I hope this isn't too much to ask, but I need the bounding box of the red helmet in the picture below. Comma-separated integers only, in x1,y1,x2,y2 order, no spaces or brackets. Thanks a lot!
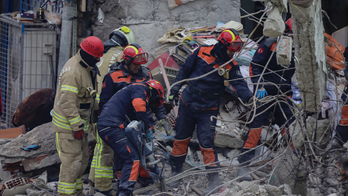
217,28,244,52
146,80,164,108
285,18,293,34
121,44,148,64
80,36,104,57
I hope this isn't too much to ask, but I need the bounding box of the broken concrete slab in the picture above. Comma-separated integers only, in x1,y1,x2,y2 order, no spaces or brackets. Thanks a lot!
214,133,243,149
0,122,59,172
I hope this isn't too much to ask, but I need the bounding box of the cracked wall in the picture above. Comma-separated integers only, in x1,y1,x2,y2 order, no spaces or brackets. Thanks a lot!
92,0,241,63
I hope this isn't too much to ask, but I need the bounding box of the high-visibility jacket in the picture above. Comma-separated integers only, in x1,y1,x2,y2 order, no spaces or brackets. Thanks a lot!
52,51,98,134
172,45,252,110
96,46,124,102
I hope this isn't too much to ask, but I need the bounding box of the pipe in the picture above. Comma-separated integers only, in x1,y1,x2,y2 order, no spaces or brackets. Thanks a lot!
158,58,178,117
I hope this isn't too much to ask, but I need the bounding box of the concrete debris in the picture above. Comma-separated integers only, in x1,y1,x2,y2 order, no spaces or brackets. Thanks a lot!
1,177,32,196
263,3,285,38
211,181,295,196
214,133,243,149
0,122,59,172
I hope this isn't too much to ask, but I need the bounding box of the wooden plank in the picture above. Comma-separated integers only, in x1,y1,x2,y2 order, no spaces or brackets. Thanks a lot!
0,126,25,139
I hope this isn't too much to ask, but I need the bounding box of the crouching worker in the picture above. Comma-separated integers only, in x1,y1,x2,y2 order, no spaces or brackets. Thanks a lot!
97,80,164,196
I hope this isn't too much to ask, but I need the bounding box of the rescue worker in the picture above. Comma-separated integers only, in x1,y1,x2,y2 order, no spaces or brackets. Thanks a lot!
237,21,296,181
90,43,167,195
89,26,135,196
97,80,165,196
331,46,348,148
52,36,103,196
168,28,253,195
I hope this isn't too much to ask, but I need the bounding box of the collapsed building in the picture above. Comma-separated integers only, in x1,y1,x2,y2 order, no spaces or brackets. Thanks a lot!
1,0,348,195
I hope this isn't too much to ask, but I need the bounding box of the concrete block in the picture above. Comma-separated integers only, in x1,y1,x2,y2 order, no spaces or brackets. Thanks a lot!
214,133,243,149
22,153,60,172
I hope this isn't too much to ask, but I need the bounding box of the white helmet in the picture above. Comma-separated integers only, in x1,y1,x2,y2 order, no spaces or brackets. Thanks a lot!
109,26,135,46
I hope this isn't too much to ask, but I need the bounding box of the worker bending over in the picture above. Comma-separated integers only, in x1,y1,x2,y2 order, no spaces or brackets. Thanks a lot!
97,80,164,196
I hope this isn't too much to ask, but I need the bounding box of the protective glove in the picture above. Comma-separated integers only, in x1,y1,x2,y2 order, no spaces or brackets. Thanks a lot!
256,87,268,99
168,90,179,107
157,119,173,136
145,129,153,142
73,130,84,140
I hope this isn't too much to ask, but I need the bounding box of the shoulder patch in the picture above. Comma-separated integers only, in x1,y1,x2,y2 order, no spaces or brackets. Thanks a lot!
102,81,106,89
257,48,264,54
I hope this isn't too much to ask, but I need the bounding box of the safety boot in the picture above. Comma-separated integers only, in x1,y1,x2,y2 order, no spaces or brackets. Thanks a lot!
168,163,183,188
237,167,252,181
203,172,223,196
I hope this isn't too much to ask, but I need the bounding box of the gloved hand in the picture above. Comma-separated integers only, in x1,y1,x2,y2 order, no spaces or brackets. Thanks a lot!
169,90,179,107
256,87,268,99
73,130,84,140
157,119,173,136
145,129,153,141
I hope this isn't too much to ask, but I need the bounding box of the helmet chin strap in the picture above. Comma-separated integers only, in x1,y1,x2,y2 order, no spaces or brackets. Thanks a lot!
124,60,136,75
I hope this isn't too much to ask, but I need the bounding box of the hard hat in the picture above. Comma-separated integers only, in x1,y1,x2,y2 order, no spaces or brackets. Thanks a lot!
80,36,104,57
146,80,164,108
217,28,244,52
109,26,135,46
122,44,148,65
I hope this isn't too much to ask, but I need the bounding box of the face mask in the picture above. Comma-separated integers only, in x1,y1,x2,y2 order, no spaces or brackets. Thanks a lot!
80,49,100,67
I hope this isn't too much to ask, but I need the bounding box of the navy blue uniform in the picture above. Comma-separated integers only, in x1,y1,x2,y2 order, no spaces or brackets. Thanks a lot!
250,38,295,96
239,38,296,165
97,83,156,194
99,62,166,123
170,45,253,168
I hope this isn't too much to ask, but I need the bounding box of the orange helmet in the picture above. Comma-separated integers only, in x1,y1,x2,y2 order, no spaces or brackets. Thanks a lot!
146,80,164,108
217,28,244,52
80,36,104,57
121,44,148,64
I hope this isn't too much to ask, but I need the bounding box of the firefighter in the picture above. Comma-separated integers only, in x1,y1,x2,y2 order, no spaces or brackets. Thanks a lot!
89,26,135,196
168,28,253,195
237,21,296,181
97,80,164,196
52,36,103,196
90,43,167,195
